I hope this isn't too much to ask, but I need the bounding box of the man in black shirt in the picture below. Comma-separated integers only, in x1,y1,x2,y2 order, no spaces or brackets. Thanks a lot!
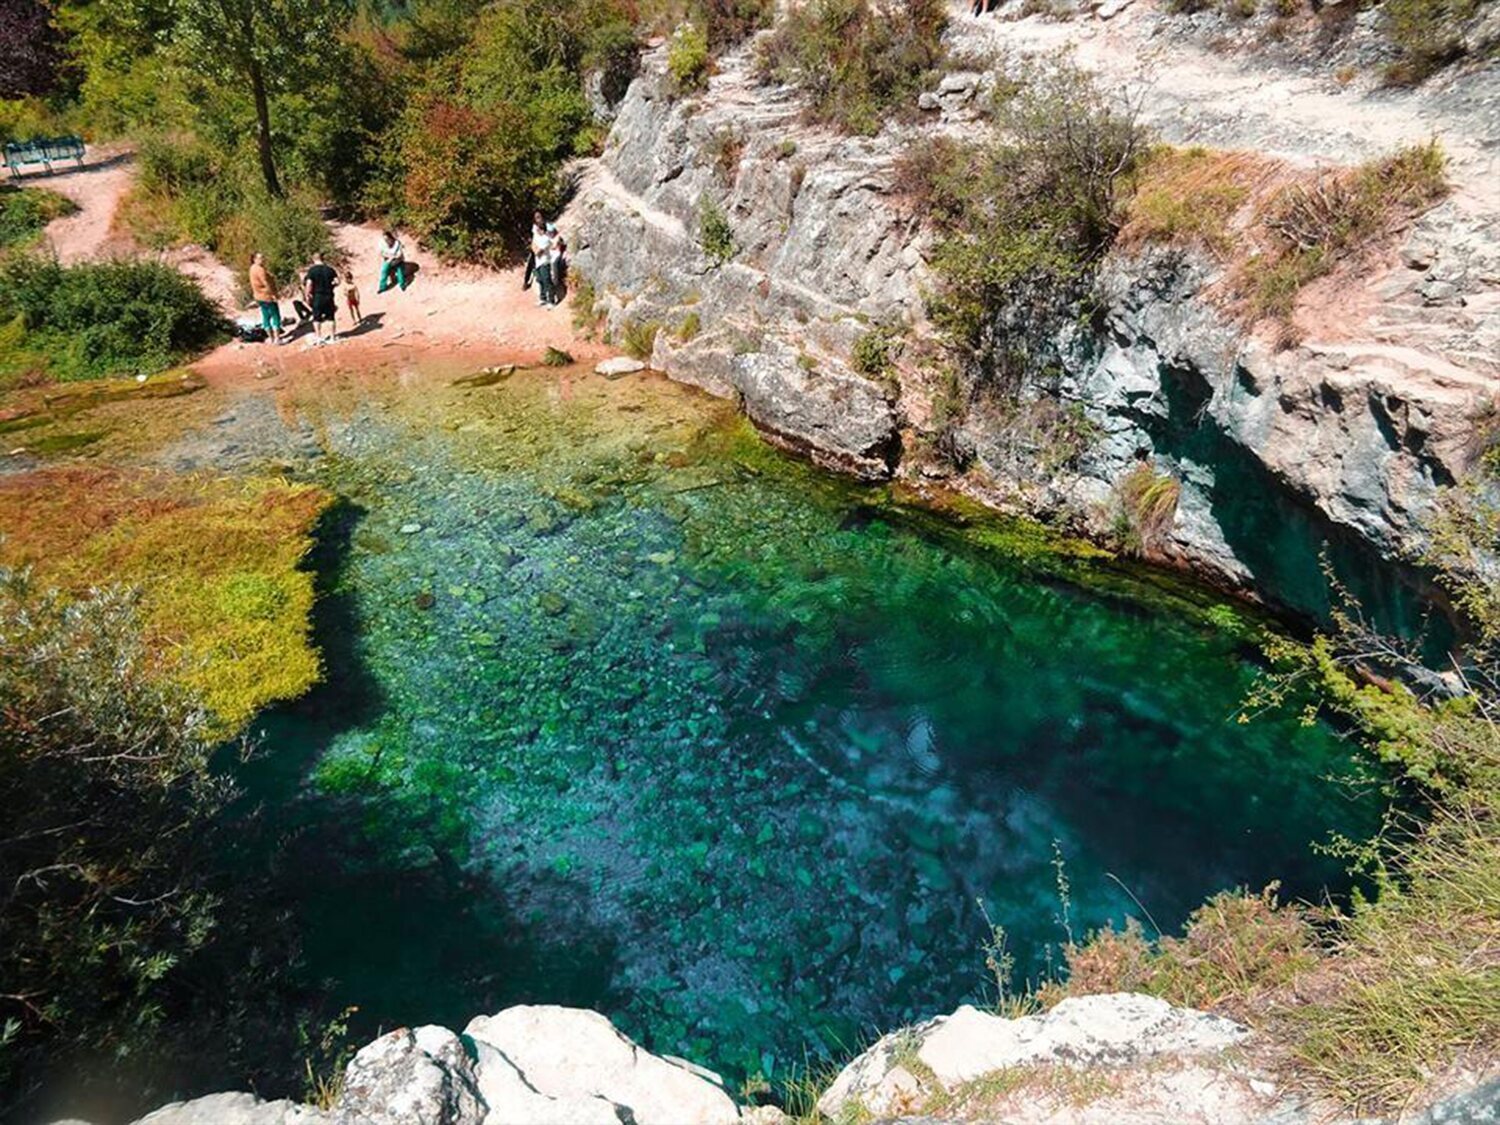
304,252,340,344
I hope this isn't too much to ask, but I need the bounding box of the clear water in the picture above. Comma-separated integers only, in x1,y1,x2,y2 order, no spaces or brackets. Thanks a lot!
241,367,1384,1086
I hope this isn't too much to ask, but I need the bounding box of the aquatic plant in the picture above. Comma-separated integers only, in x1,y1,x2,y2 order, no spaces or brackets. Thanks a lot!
0,466,330,732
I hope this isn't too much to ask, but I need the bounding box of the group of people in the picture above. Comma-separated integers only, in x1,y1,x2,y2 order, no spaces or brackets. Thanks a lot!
247,229,409,347
527,212,567,307
246,216,567,348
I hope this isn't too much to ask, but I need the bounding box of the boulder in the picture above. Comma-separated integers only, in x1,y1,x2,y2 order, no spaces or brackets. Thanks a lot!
464,1005,739,1125
595,356,648,377
729,347,898,480
817,994,1250,1119
130,1093,327,1125
333,1025,484,1125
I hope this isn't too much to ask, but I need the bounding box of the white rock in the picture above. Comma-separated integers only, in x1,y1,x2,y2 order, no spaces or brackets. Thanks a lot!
817,994,1250,1118
130,1092,326,1125
1096,0,1133,17
595,356,647,377
469,1039,622,1125
464,1005,738,1125
333,1025,483,1125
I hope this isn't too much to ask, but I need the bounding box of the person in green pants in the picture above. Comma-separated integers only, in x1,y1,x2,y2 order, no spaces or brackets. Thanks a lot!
378,230,408,294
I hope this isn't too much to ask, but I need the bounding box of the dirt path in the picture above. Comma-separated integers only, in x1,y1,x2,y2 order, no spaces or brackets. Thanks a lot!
35,148,604,389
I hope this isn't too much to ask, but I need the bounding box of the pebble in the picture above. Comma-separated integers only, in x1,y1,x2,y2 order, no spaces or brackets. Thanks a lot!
399,522,423,534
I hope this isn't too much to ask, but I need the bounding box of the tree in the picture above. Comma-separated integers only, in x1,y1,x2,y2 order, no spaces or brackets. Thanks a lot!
0,0,67,99
167,0,352,197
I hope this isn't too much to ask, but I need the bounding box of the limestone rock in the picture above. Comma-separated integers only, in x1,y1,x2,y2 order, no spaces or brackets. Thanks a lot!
730,346,898,480
130,1092,328,1125
595,355,648,377
817,994,1249,1119
333,1025,483,1125
464,1005,739,1125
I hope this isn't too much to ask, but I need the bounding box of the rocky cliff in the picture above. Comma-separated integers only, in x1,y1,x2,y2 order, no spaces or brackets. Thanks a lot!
566,3,1500,626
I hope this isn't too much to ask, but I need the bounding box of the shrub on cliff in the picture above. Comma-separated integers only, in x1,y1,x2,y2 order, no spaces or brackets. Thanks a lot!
756,0,947,135
908,57,1147,386
0,256,225,382
1380,0,1491,84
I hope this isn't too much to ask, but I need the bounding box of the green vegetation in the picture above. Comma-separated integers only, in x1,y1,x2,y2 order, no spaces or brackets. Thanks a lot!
901,57,1147,390
699,197,736,263
756,0,947,135
0,186,76,250
677,310,702,341
0,257,225,385
1114,462,1182,555
851,326,901,379
621,318,661,359
1245,141,1448,320
1380,0,1492,84
0,467,330,732
0,574,231,1108
668,22,712,92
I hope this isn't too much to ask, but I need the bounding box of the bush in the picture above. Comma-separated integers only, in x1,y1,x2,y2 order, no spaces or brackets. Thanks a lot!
621,318,660,359
851,326,901,378
0,256,225,382
667,22,712,93
1381,0,1487,84
1115,462,1181,554
757,0,947,135
0,574,229,1101
919,57,1148,382
1244,141,1448,321
1121,146,1255,256
699,196,736,263
0,186,76,250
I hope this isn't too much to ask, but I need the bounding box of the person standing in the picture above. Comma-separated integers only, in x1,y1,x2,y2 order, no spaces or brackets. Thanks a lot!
545,221,567,306
249,252,285,344
531,212,555,308
304,251,340,345
378,230,408,294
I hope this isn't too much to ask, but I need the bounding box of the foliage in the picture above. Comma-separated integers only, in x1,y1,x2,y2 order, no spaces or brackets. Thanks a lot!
699,196,736,263
1041,886,1320,1022
851,326,901,379
1120,146,1255,256
677,310,702,341
1243,141,1449,321
0,573,230,1105
542,345,575,365
570,274,605,337
0,255,225,382
0,467,330,733
668,21,712,93
0,0,69,99
756,0,947,135
0,186,76,250
376,0,634,262
912,57,1148,384
1114,462,1181,555
621,318,660,359
1380,0,1490,84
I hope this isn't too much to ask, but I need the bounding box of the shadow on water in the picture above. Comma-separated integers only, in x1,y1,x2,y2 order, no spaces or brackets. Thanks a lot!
228,495,620,1074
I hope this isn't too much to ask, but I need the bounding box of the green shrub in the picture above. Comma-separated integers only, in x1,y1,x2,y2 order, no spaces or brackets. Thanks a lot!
699,197,736,263
0,256,225,382
621,318,660,359
668,22,712,93
1115,462,1181,553
1245,141,1448,321
757,0,947,135
215,190,336,298
0,186,76,249
916,57,1148,382
851,326,901,378
1380,0,1487,84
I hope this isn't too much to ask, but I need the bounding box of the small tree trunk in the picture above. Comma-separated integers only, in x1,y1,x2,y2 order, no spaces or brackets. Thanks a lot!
249,59,282,198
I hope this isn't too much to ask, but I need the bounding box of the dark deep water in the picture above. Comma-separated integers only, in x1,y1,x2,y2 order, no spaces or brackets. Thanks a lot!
201,368,1388,1094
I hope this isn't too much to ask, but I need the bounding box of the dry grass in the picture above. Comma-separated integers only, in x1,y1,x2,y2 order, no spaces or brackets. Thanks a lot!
0,466,330,733
1115,462,1182,554
1119,147,1277,256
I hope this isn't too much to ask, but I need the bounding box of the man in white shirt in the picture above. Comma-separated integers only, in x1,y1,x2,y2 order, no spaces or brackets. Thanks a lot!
531,212,555,307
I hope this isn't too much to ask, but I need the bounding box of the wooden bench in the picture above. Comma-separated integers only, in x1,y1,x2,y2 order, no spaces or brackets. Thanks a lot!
4,136,86,179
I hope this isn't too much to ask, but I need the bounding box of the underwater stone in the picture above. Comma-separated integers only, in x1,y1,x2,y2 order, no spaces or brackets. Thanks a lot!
399,523,423,535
